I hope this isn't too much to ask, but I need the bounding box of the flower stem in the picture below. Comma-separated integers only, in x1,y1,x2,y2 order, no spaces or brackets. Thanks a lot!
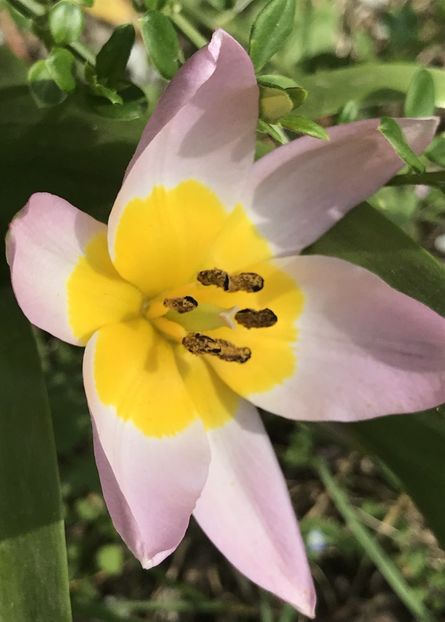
8,0,45,17
170,12,207,49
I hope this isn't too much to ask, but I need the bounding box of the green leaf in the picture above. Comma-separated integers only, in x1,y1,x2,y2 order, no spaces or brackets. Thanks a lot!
84,64,123,105
0,287,71,621
259,86,293,122
258,74,307,110
28,60,67,107
425,133,445,167
298,64,445,119
140,11,180,79
46,47,76,93
307,204,445,548
318,460,436,622
257,119,287,144
248,0,295,72
337,100,360,124
279,114,329,140
49,1,84,45
88,83,148,120
404,69,435,118
96,24,136,87
379,116,425,173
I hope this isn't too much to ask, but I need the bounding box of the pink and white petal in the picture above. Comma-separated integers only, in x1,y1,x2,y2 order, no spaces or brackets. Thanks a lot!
109,30,258,258
7,192,104,345
92,423,177,566
243,255,445,422
249,118,438,255
125,40,216,177
193,401,316,617
84,324,210,566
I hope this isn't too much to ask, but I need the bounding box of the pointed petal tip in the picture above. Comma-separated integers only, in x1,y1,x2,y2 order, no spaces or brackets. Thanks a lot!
140,557,154,570
139,547,175,570
208,28,250,64
279,575,316,618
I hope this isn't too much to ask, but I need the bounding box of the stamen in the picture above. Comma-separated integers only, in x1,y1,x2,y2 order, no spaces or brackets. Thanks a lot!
229,272,264,293
216,339,252,363
197,268,264,293
197,268,229,290
235,308,278,329
163,296,198,314
182,332,251,364
182,332,221,355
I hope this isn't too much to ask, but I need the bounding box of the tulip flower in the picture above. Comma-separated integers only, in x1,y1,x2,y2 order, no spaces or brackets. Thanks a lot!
7,30,445,618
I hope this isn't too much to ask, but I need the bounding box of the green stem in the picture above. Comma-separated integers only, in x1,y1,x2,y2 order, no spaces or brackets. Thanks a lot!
215,0,257,27
170,12,208,49
387,171,445,187
8,0,45,17
70,40,95,66
316,459,436,622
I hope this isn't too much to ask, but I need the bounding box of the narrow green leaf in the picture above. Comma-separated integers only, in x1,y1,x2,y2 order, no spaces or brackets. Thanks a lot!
259,86,293,122
337,100,360,124
318,460,435,622
258,74,300,90
387,170,445,189
280,114,329,140
257,119,287,144
249,0,295,72
404,69,435,117
49,1,84,44
140,11,180,79
46,47,76,92
425,133,445,167
0,287,71,622
379,116,425,173
298,64,445,119
28,60,67,106
96,24,136,87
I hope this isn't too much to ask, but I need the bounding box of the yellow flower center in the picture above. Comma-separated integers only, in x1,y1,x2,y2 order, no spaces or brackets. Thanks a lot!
67,180,304,436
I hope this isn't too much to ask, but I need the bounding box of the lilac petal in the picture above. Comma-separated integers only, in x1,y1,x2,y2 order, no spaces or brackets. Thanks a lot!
194,401,316,617
230,254,445,422
249,118,438,255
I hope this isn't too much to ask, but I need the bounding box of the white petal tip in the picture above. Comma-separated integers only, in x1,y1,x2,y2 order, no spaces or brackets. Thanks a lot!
139,546,176,570
281,584,316,619
140,558,155,570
